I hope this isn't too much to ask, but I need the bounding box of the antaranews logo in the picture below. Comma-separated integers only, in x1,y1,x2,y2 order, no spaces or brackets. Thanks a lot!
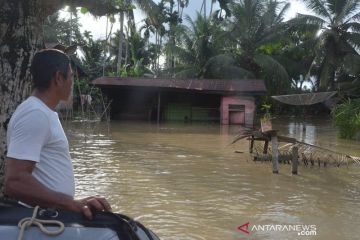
237,222,317,237
238,222,250,235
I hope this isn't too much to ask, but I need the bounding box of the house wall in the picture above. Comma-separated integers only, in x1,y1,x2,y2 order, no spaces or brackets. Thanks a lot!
103,87,257,125
221,96,256,126
164,92,220,122
108,88,157,121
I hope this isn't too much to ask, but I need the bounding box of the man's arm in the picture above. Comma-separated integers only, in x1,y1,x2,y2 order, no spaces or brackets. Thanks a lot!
4,158,111,219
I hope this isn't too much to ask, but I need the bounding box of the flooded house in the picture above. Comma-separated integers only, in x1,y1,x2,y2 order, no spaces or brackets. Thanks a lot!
92,77,266,126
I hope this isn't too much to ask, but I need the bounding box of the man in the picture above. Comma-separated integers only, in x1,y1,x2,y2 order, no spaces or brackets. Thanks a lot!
4,49,111,219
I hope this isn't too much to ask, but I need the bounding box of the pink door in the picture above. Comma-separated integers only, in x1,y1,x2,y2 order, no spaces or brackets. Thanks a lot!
229,111,245,125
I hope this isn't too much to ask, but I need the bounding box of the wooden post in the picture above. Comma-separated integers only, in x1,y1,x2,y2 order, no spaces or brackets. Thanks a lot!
250,135,254,153
263,140,269,154
292,146,298,175
271,132,279,174
157,91,161,125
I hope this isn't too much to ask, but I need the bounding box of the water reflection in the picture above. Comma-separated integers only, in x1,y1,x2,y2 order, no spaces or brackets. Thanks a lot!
65,118,360,240
287,122,316,144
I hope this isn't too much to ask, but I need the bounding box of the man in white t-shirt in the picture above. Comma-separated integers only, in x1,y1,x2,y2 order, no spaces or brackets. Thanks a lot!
4,49,111,219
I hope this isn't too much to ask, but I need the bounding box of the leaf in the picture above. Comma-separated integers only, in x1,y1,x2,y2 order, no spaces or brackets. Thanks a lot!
80,7,89,14
203,54,255,79
109,15,116,23
302,0,332,21
174,67,198,78
254,53,289,89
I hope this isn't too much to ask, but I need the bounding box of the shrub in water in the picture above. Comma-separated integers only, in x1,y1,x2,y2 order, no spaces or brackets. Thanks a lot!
332,98,360,139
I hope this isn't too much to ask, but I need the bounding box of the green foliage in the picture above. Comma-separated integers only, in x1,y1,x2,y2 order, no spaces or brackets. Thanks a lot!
215,0,232,19
74,78,92,97
73,77,103,109
119,60,146,77
81,31,108,80
109,26,155,76
273,30,317,92
332,98,360,139
261,103,272,121
43,10,83,45
129,30,152,66
288,0,360,91
168,12,246,79
228,0,291,94
158,0,184,72
43,0,359,101
254,53,289,94
80,7,89,14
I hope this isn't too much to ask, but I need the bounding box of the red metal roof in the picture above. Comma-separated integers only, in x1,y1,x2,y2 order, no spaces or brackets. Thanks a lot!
92,77,266,95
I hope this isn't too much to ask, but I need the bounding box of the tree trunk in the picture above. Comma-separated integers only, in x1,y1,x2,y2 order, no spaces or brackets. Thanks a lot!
117,11,124,74
155,31,158,72
158,36,162,73
169,1,175,75
0,0,44,197
210,0,214,16
203,0,207,19
103,16,109,76
125,26,129,67
69,10,73,45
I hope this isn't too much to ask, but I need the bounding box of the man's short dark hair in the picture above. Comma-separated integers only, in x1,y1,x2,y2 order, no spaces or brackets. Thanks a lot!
30,49,70,91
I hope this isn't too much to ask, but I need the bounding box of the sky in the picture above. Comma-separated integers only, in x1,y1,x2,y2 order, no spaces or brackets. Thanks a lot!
60,0,313,40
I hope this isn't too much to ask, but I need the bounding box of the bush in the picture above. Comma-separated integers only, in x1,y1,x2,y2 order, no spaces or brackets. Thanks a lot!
332,98,360,139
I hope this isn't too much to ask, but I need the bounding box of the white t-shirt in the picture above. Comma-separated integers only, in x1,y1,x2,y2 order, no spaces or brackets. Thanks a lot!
7,96,75,197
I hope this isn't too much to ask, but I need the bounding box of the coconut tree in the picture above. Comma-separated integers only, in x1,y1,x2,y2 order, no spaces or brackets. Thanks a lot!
227,0,291,94
178,0,189,19
113,0,158,73
271,30,318,93
168,13,252,79
80,0,158,73
289,0,360,91
81,31,109,80
159,0,185,74
43,11,83,46
109,27,155,76
211,0,233,19
143,1,167,74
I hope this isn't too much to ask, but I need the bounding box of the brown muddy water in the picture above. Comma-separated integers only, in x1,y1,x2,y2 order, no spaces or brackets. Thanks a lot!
64,117,360,240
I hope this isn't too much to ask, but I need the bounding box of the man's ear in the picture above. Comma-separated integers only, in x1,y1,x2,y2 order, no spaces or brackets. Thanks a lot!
53,71,64,87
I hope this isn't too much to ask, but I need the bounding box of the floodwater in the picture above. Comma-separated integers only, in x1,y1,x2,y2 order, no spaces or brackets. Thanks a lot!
64,117,360,240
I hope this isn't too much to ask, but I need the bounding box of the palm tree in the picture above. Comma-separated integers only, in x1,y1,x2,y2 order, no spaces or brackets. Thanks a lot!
81,31,109,80
275,30,318,92
116,0,158,73
227,0,291,94
289,0,360,91
110,27,155,76
168,13,251,79
178,0,189,19
211,0,233,19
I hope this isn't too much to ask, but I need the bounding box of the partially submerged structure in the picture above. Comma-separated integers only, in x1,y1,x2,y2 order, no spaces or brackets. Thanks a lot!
231,91,360,173
92,77,266,126
233,128,360,174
